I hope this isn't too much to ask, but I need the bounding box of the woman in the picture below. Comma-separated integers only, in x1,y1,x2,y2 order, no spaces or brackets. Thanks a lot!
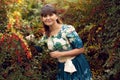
40,4,92,80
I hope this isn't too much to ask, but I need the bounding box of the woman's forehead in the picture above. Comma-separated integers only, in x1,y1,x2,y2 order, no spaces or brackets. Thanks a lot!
41,11,55,17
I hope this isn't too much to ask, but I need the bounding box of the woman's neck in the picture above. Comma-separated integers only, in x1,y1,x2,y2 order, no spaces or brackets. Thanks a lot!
49,23,62,32
49,23,62,36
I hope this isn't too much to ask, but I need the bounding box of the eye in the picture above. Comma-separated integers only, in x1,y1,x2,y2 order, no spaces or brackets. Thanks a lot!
49,13,53,16
42,14,47,17
42,13,54,18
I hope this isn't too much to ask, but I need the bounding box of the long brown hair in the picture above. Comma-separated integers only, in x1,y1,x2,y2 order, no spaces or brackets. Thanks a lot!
40,4,62,36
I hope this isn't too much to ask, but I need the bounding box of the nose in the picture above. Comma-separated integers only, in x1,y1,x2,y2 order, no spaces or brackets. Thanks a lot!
46,15,50,19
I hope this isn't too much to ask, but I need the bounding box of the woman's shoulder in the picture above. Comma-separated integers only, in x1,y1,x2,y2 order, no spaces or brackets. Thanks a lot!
62,24,75,29
62,24,75,33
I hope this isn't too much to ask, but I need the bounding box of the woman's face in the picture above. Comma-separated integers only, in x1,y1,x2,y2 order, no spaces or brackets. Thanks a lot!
41,13,58,26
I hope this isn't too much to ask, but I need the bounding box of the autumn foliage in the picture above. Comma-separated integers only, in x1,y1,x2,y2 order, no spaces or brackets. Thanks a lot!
0,0,120,80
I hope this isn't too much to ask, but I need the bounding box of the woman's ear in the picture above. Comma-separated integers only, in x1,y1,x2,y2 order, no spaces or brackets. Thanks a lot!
56,16,62,24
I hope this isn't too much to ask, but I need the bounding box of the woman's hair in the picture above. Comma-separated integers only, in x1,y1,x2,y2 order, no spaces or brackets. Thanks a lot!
40,4,62,36
41,4,57,17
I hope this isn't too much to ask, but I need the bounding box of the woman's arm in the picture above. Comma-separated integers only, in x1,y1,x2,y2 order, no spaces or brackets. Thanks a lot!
34,46,43,52
49,47,84,58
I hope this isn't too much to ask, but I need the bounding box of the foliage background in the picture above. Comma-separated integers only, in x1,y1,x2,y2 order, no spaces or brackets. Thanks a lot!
0,0,120,80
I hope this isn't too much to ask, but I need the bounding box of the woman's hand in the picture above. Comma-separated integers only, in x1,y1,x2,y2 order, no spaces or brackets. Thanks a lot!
49,51,62,58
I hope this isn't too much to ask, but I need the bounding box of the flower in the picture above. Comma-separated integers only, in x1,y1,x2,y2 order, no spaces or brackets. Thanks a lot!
16,0,23,4
13,11,21,19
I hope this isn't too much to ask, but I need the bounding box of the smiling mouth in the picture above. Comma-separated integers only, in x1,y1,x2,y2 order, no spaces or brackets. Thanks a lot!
46,20,52,23
45,19,50,21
